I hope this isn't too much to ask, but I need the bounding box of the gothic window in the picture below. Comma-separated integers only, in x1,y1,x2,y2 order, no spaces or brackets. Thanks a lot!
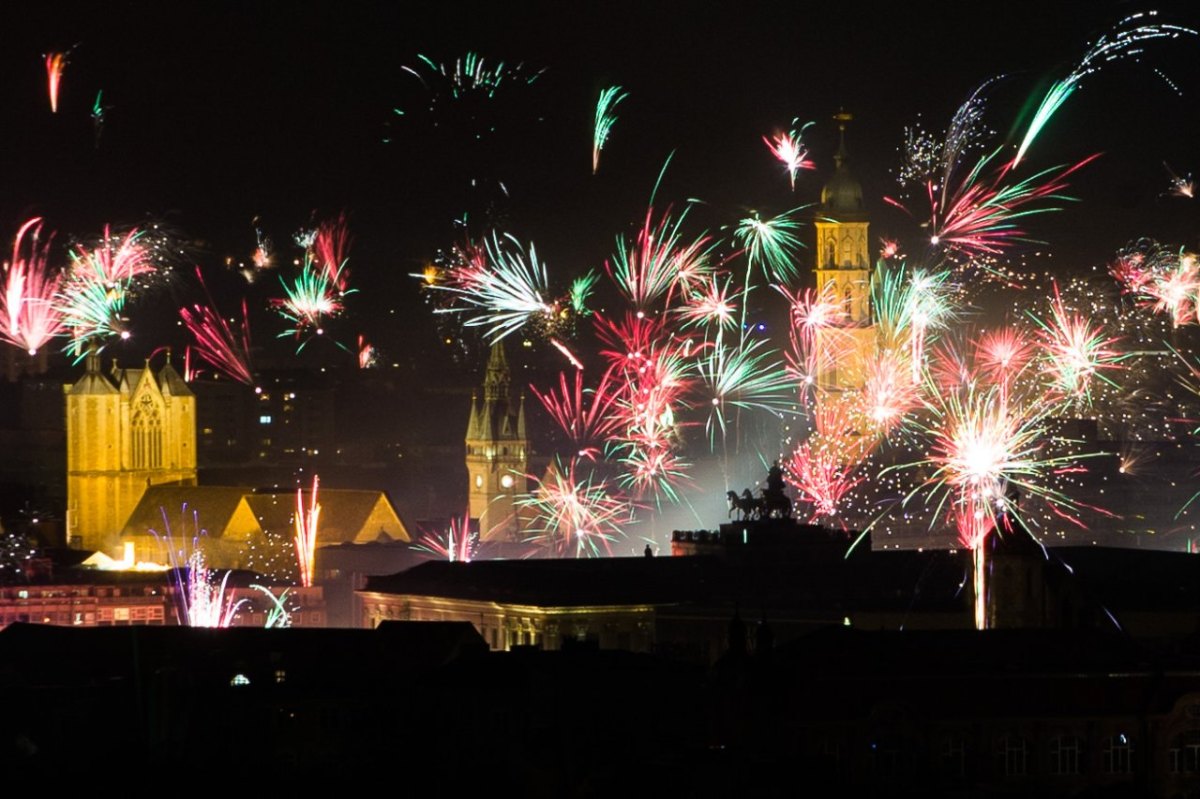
825,237,835,268
843,285,853,319
132,394,163,469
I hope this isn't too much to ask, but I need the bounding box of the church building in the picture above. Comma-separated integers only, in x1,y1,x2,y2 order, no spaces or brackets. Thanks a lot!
64,348,197,554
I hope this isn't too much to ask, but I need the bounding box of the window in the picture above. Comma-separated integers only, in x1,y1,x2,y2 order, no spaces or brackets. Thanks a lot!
941,734,965,777
1103,734,1134,774
1049,735,1081,775
131,396,163,469
1169,730,1200,774
259,415,272,424
230,673,251,687
998,735,1027,777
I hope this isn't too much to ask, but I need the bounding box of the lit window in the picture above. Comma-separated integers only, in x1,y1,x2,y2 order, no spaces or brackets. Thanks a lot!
474,474,483,489
275,669,287,684
230,673,251,687
500,474,514,489
259,415,272,425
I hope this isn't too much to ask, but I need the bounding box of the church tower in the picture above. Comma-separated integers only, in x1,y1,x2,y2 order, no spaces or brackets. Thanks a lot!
465,342,528,541
65,348,197,554
813,111,875,392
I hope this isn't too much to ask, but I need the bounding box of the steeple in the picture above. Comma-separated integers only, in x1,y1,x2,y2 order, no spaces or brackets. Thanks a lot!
483,340,511,402
813,109,874,392
465,339,529,542
820,110,866,222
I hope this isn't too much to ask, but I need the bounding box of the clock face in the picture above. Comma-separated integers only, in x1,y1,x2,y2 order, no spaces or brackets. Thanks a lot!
500,474,514,489
474,474,483,489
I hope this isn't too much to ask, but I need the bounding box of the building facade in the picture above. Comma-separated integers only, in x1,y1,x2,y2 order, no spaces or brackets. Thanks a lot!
464,342,528,541
813,111,875,393
64,349,197,553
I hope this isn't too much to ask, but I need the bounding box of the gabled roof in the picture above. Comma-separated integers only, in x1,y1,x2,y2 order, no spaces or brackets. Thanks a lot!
244,489,410,544
120,485,255,540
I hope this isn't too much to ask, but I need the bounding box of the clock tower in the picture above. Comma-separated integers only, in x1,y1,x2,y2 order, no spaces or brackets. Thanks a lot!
465,342,528,541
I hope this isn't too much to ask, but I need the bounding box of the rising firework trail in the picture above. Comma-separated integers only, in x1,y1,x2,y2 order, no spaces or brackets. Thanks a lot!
44,50,69,113
1014,12,1197,166
593,85,628,174
294,476,320,588
0,218,64,355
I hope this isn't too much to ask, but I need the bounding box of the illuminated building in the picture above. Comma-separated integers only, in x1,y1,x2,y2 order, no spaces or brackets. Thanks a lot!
64,348,196,553
813,111,875,393
464,341,529,541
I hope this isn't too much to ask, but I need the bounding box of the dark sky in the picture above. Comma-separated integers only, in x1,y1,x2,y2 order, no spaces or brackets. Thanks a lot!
1,0,1198,365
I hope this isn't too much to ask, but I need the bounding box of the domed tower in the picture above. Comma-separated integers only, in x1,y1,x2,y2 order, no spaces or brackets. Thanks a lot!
465,341,529,541
813,111,874,392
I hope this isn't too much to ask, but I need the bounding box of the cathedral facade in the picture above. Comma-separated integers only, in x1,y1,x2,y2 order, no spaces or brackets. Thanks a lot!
64,349,197,554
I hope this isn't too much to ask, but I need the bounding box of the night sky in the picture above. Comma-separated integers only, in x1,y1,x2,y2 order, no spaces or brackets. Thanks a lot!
2,3,1197,355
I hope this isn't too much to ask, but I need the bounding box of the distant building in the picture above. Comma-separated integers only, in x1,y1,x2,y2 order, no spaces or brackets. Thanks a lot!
465,341,529,541
814,111,874,393
118,484,410,571
64,349,196,553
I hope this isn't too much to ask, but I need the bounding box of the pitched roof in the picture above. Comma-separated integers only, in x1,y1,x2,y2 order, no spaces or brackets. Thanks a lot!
120,485,255,540
244,489,409,544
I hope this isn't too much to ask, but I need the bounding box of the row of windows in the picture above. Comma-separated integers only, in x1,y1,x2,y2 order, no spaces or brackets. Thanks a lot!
820,732,1192,779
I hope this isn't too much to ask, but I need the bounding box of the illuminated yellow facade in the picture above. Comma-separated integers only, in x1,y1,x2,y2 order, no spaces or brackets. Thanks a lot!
64,349,197,554
465,342,528,541
357,592,657,652
814,111,875,393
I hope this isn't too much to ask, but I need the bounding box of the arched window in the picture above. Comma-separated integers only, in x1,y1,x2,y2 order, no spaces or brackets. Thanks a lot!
132,395,163,469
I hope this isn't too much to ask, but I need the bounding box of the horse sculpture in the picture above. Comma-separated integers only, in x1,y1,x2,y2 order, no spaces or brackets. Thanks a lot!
727,490,761,520
727,487,794,521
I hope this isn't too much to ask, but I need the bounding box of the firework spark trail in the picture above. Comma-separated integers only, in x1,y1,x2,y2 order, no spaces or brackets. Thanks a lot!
905,269,956,383
607,207,715,311
1015,12,1198,166
151,508,247,627
522,457,630,557
530,368,623,460
179,267,254,385
70,226,155,286
357,334,377,369
413,514,477,562
699,336,795,440
593,85,628,174
733,208,807,284
975,326,1036,404
785,438,866,522
0,218,65,355
1110,242,1200,327
570,271,599,316
405,52,542,100
272,255,347,347
862,348,920,433
45,51,68,113
784,397,873,522
57,280,131,354
1029,283,1125,402
763,119,815,190
428,232,553,342
1165,162,1195,199
680,274,738,333
91,90,108,148
294,476,320,588
907,149,1100,256
311,214,352,293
